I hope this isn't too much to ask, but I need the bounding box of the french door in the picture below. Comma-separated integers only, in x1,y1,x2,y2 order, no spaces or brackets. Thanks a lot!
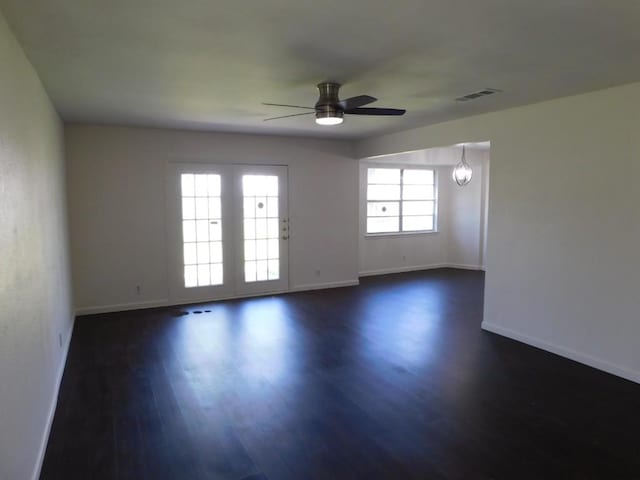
167,163,289,303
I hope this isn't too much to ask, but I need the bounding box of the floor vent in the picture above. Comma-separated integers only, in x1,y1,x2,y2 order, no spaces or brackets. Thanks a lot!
456,88,501,102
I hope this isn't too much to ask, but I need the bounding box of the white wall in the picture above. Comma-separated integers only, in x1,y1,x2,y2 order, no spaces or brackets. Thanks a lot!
447,150,489,268
357,82,640,383
359,147,489,275
0,11,74,480
66,125,359,313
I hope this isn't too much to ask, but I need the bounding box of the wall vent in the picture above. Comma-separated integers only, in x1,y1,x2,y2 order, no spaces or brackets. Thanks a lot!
456,88,502,102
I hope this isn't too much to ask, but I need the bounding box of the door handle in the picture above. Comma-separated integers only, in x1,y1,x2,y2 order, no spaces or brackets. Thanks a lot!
282,235,289,240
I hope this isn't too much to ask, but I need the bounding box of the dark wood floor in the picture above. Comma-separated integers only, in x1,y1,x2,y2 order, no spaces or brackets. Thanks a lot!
41,269,640,479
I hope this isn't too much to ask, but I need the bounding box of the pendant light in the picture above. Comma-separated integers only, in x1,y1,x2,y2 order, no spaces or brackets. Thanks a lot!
452,145,473,186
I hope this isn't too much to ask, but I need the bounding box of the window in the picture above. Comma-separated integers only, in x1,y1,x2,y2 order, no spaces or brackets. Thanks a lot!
366,167,436,234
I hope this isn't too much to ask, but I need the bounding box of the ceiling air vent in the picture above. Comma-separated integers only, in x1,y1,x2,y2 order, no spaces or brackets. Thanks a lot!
456,88,502,102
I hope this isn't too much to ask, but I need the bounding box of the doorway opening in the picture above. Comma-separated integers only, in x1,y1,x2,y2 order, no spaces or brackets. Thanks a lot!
358,142,490,277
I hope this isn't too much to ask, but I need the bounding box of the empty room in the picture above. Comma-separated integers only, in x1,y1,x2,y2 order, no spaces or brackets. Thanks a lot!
1,1,639,479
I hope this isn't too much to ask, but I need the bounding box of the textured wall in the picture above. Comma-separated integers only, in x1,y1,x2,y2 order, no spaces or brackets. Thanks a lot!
0,11,73,480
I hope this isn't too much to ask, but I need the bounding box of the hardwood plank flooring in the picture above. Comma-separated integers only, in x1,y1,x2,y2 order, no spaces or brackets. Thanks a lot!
41,269,640,479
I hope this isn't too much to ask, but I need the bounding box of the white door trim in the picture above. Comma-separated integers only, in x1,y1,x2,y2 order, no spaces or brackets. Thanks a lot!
165,162,289,304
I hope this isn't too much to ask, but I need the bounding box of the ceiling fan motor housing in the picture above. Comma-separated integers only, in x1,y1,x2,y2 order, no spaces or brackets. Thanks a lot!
315,82,343,120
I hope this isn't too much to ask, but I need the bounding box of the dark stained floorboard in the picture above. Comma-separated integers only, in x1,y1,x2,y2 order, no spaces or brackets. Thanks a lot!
41,269,640,479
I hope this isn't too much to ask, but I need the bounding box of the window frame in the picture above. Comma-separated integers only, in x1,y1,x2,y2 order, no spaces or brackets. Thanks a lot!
364,165,438,237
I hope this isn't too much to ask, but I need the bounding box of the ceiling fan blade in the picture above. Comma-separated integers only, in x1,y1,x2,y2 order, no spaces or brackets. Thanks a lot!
345,107,406,116
338,95,377,110
263,112,315,122
262,103,315,110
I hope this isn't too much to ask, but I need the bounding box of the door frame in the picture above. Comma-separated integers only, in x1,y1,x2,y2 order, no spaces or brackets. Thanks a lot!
232,164,290,296
165,161,290,304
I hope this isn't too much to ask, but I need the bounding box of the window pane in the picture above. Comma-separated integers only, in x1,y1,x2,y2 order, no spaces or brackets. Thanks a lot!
209,221,222,241
244,219,256,239
403,215,434,231
196,220,209,241
265,176,278,196
196,242,210,263
403,169,434,185
243,175,276,196
194,175,208,196
267,197,278,218
197,264,210,286
368,184,401,200
209,241,223,263
184,265,198,288
181,174,195,197
207,174,220,196
367,201,399,217
244,240,256,261
245,261,257,282
208,198,221,219
243,197,255,218
183,220,196,242
368,168,400,185
367,216,399,234
256,260,268,281
183,243,197,265
402,184,434,200
243,176,256,196
268,238,279,259
182,197,195,220
246,175,264,196
256,239,268,260
402,200,434,216
210,263,223,285
268,259,279,280
267,218,278,239
255,218,268,239
255,197,267,218
195,197,208,219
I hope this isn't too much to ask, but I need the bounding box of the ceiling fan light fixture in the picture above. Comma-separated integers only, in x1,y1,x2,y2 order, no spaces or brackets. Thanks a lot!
315,110,344,126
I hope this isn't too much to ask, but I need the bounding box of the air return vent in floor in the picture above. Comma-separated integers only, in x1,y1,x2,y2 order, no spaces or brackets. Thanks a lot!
456,88,502,102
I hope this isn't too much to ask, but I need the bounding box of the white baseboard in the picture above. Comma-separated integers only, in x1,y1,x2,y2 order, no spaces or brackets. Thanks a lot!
75,280,361,316
290,279,360,292
359,263,484,277
76,298,169,315
32,317,75,480
447,263,486,271
359,263,449,277
481,321,640,384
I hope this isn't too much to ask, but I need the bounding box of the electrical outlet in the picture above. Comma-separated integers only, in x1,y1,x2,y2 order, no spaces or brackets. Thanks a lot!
315,269,321,277
136,285,141,294
402,255,407,262
58,333,62,348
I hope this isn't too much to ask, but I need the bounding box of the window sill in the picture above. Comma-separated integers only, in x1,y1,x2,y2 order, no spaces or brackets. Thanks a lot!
364,230,439,238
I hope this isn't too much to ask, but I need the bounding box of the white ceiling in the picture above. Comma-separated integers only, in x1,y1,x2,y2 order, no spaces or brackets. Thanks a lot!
2,0,639,140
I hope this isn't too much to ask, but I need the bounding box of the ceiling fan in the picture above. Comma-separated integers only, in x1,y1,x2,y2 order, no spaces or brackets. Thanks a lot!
263,82,406,126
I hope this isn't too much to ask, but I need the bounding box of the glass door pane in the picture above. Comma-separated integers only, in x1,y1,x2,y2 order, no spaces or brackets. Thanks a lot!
242,174,280,282
180,173,223,287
